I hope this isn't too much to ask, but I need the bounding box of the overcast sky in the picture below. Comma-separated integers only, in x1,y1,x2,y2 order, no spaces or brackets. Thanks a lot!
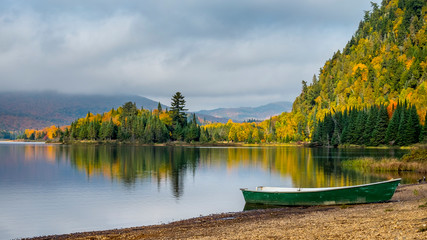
0,0,380,111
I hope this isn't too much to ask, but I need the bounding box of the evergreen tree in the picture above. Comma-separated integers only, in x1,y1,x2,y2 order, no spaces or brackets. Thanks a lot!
143,122,154,143
157,102,163,112
364,106,378,145
70,122,78,140
355,110,368,145
420,112,427,143
396,102,411,146
29,132,35,140
371,105,389,146
118,119,130,141
323,113,334,146
311,120,321,143
172,124,184,141
266,117,276,142
153,117,168,142
385,103,401,145
62,128,70,142
99,121,108,140
88,121,98,140
200,128,210,142
170,92,188,127
78,123,88,140
340,109,349,144
343,108,358,144
185,114,200,142
121,102,138,120
135,117,145,140
331,125,341,147
130,117,138,141
105,120,117,140
407,105,421,144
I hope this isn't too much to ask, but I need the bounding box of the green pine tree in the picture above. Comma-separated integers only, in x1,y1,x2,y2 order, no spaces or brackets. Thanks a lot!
371,105,389,146
143,122,154,143
157,102,163,112
364,106,378,145
407,105,421,144
385,103,401,145
170,92,188,127
396,102,410,146
200,128,210,143
420,112,427,143
355,110,368,145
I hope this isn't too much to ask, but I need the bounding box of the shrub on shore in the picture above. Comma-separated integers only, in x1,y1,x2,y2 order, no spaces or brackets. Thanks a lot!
401,148,427,164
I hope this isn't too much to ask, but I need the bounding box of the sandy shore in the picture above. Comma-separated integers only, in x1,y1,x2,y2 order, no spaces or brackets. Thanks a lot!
28,183,427,240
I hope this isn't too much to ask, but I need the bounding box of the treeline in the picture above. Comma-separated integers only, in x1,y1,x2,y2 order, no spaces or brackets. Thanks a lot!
0,130,19,140
19,100,426,146
201,114,301,144
20,126,61,141
20,92,203,143
312,102,427,146
64,93,203,143
62,108,200,143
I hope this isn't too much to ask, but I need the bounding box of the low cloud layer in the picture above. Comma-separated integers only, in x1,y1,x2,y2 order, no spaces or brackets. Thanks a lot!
0,0,379,110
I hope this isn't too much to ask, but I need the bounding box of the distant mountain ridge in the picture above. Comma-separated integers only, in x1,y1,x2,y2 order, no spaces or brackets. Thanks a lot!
0,91,292,130
0,92,166,130
197,101,293,122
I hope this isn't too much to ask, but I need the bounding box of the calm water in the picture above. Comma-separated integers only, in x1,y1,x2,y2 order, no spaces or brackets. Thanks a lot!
0,142,411,239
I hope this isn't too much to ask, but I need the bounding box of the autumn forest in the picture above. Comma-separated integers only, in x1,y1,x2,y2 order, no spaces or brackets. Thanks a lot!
17,0,427,146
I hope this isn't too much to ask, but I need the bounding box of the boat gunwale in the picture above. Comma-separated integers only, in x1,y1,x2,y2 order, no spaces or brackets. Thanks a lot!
240,178,401,193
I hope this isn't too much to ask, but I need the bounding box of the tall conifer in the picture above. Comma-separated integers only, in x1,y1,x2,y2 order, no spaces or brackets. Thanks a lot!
396,102,410,146
408,105,421,144
355,110,368,145
385,103,401,145
371,105,389,146
420,112,427,143
364,106,378,145
170,92,188,127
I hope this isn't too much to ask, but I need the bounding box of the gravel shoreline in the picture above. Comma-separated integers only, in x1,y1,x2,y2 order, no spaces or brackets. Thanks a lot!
27,183,427,240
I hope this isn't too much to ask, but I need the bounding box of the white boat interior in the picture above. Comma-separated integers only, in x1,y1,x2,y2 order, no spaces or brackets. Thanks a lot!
247,178,401,193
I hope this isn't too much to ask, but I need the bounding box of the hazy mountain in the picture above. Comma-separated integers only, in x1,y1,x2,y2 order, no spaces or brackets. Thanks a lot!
0,92,166,130
0,91,292,130
194,113,230,124
196,101,293,122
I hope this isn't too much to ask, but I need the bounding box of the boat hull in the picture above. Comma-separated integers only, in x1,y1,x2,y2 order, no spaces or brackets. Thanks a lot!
241,179,401,206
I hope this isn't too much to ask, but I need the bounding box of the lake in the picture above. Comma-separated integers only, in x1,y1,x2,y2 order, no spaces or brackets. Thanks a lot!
0,142,411,239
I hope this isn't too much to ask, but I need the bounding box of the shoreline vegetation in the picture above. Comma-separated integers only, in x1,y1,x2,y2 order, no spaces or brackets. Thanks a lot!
342,148,427,173
4,138,427,149
26,183,427,240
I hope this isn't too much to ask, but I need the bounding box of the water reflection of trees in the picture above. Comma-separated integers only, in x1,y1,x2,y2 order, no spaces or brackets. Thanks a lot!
61,145,200,198
59,145,408,197
220,147,377,188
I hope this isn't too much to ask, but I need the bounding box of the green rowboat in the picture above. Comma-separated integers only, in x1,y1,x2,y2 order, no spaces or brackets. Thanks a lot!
240,178,401,206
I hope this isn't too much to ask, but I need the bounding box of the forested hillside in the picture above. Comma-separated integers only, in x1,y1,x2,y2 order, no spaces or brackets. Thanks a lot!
289,0,426,143
199,0,427,145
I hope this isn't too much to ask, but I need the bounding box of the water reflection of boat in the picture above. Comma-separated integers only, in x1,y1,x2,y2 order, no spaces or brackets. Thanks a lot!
240,178,401,206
